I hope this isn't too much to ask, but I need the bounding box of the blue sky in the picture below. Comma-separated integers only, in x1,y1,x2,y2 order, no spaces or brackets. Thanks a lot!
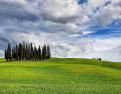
0,0,121,61
83,20,121,38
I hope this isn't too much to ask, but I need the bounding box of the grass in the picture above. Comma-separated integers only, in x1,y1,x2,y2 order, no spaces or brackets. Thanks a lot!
0,58,121,94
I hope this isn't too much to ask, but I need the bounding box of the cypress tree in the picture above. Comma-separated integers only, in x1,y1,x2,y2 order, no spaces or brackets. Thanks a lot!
5,49,8,61
12,47,16,60
28,44,31,60
34,46,38,60
38,46,41,60
7,43,12,61
18,43,22,60
5,42,51,61
25,44,28,60
12,48,14,60
15,45,18,60
42,45,47,60
22,42,26,60
5,50,6,60
46,45,51,59
33,46,36,60
30,43,33,60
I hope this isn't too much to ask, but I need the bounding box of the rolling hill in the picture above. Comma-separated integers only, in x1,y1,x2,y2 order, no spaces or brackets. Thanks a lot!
0,58,121,94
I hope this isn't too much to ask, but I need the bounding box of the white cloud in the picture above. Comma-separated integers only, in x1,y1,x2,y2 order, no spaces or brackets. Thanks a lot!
0,0,121,62
93,38,121,51
87,0,106,9
40,0,82,23
95,2,121,25
81,37,121,62
0,30,94,58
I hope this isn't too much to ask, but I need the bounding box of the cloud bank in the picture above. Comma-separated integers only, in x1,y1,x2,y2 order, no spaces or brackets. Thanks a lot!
0,0,121,62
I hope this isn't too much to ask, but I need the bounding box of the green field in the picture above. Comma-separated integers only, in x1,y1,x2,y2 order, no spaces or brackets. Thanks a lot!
0,58,121,94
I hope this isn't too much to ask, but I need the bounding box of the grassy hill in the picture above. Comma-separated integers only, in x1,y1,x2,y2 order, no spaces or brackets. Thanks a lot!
0,58,121,94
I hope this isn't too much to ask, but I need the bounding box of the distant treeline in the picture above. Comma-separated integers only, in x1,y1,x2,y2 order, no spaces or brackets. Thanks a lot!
5,42,51,61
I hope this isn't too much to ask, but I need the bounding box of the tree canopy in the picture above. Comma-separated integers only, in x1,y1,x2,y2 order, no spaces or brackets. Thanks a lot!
5,42,51,61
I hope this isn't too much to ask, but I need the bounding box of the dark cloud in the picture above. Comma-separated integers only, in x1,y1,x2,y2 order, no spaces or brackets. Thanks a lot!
0,1,38,21
42,13,80,24
4,27,30,34
0,0,120,61
0,36,9,43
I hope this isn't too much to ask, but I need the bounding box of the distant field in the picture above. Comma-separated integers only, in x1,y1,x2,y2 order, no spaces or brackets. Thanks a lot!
0,58,121,94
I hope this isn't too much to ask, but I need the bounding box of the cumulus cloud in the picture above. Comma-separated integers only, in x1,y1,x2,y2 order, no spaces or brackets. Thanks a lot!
0,30,94,57
40,0,82,23
0,0,121,61
95,1,121,25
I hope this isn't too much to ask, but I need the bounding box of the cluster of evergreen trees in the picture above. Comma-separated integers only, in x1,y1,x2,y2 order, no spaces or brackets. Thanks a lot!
5,42,51,61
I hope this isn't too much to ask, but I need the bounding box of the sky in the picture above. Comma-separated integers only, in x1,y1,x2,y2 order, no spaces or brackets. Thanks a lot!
0,0,121,62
